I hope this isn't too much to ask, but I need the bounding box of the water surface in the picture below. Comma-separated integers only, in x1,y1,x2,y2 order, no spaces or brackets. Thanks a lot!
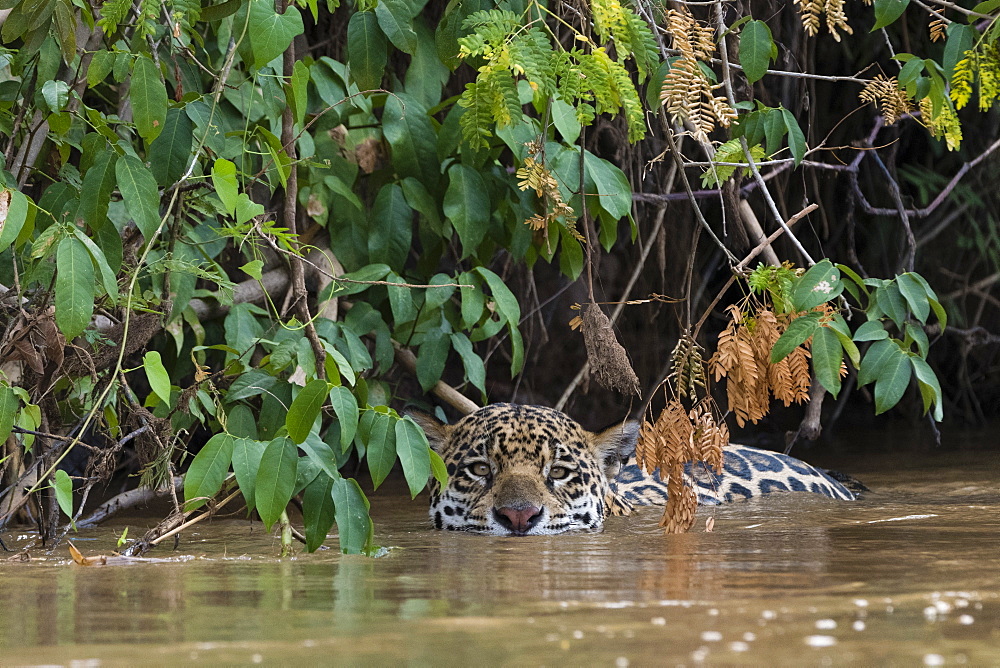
2,443,999,666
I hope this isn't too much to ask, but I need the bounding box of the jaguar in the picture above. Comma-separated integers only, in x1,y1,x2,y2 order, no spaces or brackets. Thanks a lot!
412,403,858,536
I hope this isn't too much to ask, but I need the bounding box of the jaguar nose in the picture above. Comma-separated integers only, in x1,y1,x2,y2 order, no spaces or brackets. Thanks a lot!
493,505,543,534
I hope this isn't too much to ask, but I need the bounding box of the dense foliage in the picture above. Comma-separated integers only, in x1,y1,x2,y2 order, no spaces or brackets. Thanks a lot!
0,0,996,552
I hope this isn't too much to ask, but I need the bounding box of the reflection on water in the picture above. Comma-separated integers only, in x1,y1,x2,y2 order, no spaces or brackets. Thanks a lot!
2,446,1000,665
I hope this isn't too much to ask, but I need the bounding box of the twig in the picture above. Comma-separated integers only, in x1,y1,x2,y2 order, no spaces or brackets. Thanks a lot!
734,204,817,272
148,489,242,547
713,1,816,266
73,477,184,528
868,151,915,272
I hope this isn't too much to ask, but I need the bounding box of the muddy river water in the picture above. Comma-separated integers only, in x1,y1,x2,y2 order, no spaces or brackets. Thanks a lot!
2,435,999,666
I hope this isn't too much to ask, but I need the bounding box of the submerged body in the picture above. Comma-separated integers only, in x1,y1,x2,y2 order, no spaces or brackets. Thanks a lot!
413,404,856,536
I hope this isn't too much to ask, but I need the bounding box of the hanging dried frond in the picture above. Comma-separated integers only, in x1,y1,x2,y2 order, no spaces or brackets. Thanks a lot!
660,7,736,139
661,466,698,533
668,333,707,401
581,302,640,396
929,18,947,42
794,0,862,40
516,154,578,236
796,0,823,36
638,396,728,533
709,304,815,427
859,75,913,125
665,8,715,60
824,0,853,42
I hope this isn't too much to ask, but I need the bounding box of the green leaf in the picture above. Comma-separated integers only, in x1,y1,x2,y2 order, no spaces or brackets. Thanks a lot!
875,283,907,329
348,10,387,91
383,93,440,186
201,0,241,21
417,326,450,391
424,273,456,310
131,55,167,144
226,370,277,402
53,469,73,518
286,379,331,444
836,263,870,302
450,332,487,397
791,260,842,312
395,416,431,498
906,322,929,358
55,236,95,339
825,314,861,368
235,193,265,225
459,272,484,329
246,0,304,69
324,343,357,386
76,146,117,227
475,267,522,327
811,326,843,398
368,184,412,268
857,338,895,387
780,107,807,165
0,189,30,252
332,476,373,554
143,351,172,405
874,346,912,414
241,259,264,280
374,0,418,54
0,384,18,445
429,449,448,485
551,98,581,144
87,49,114,87
928,297,947,330
212,159,239,214
911,356,943,421
184,433,235,510
69,228,119,303
42,80,69,113
116,154,161,241
149,108,194,187
854,319,889,342
584,153,632,220
329,385,359,452
897,273,930,323
943,24,976,78
302,472,336,552
739,20,774,84
334,263,390,296
444,163,490,258
232,437,268,510
299,433,343,481
254,436,299,531
286,60,309,128
872,0,910,30
771,312,821,362
363,409,396,489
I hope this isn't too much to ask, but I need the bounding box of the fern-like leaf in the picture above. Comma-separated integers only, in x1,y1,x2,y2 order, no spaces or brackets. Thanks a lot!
458,80,496,149
97,0,132,33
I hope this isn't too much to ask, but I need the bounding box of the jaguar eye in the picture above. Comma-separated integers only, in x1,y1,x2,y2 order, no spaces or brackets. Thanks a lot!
548,466,570,480
468,462,491,477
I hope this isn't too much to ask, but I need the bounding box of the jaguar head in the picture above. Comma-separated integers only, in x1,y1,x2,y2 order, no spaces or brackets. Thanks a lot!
411,404,638,536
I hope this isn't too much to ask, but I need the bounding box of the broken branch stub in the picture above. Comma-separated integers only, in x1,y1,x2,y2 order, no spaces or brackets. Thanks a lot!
581,302,640,396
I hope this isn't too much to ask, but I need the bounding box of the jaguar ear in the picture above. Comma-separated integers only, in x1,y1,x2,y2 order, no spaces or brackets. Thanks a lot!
591,419,639,478
406,411,454,453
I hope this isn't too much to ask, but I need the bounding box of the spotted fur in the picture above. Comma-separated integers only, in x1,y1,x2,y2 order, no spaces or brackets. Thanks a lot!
413,404,856,536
